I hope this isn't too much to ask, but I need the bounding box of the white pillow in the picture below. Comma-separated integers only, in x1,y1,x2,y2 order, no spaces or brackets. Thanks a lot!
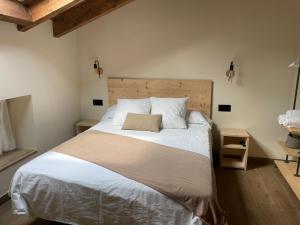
150,97,188,129
101,105,116,121
186,111,212,128
112,98,151,126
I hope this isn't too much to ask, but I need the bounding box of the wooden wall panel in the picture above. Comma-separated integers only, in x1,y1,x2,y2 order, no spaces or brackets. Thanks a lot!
108,78,213,118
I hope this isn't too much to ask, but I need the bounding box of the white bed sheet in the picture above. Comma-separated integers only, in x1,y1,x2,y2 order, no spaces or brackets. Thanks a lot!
10,120,212,225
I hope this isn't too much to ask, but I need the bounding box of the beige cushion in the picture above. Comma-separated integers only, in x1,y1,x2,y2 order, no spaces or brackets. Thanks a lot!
122,113,162,132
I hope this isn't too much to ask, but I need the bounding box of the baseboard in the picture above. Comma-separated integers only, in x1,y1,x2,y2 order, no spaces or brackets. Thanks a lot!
0,193,10,206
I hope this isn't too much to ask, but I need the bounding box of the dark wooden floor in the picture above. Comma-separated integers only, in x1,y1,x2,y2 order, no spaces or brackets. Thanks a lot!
215,160,300,225
1,160,299,225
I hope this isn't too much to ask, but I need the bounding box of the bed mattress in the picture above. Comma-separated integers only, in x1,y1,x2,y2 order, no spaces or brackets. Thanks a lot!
10,121,212,225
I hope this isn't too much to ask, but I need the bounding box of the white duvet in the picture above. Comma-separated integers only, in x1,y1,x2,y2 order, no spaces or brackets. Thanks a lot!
10,120,212,225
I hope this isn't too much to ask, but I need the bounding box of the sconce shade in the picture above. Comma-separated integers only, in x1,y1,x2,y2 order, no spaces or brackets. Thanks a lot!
94,59,103,78
226,61,235,82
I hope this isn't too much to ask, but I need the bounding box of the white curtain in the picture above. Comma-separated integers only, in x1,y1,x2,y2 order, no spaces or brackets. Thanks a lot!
0,100,16,155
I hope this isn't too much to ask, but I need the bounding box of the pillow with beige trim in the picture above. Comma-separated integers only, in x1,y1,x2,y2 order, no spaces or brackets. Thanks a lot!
122,113,162,132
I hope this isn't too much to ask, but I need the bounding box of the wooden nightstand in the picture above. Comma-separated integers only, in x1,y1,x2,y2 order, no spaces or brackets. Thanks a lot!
76,120,99,135
220,128,250,170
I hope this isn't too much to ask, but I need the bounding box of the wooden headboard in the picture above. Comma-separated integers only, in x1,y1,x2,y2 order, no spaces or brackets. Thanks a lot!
107,78,213,118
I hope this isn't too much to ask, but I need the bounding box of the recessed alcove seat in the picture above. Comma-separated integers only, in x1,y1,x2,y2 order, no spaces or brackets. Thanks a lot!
0,149,37,172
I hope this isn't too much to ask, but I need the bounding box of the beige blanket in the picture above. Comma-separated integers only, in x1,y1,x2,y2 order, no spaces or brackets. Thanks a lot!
53,130,227,225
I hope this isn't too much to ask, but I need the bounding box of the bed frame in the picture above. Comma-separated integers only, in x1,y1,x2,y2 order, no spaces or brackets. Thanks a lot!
107,78,213,118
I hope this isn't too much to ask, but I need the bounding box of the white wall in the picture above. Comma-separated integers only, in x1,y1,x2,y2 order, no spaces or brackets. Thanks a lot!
78,0,300,159
0,22,80,196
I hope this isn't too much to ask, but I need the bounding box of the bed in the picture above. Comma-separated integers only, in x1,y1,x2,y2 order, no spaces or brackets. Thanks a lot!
9,78,224,225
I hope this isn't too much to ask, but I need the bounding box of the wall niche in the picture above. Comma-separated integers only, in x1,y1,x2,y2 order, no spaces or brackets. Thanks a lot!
0,95,37,172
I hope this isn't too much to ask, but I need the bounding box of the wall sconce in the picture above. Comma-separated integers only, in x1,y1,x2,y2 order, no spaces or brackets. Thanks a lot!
94,59,103,78
226,61,235,82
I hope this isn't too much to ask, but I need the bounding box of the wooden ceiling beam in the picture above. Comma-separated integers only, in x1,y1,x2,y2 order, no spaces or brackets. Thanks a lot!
52,0,133,38
0,0,32,25
18,0,85,32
